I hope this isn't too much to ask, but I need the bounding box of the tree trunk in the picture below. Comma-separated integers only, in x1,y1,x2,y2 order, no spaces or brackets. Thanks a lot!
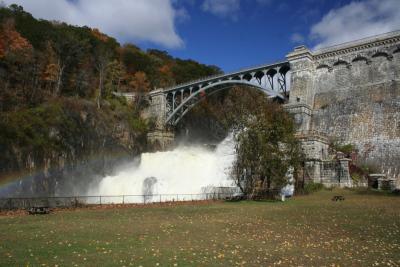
267,177,271,190
55,62,64,96
97,67,104,109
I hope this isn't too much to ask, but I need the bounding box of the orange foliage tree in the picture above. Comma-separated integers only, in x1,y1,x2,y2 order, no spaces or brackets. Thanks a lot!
91,28,109,42
129,71,151,109
129,71,150,93
0,19,32,58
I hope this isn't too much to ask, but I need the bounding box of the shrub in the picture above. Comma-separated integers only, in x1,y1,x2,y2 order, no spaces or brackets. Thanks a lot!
351,173,365,186
303,182,324,194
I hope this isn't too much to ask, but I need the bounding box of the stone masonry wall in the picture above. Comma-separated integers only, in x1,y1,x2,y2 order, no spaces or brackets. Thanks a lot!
307,33,400,181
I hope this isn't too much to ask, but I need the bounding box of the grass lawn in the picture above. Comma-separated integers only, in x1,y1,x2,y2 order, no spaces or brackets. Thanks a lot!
0,189,399,266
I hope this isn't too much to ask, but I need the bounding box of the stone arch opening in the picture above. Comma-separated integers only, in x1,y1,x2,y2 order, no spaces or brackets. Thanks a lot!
352,55,369,64
316,64,332,71
372,51,392,60
333,59,350,68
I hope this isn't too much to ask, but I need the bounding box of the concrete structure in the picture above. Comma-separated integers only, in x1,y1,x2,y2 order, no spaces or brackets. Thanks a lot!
112,92,136,104
369,174,397,191
285,30,400,186
146,31,400,186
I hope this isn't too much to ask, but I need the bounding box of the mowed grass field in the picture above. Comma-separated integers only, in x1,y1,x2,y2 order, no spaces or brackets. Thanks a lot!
0,189,399,267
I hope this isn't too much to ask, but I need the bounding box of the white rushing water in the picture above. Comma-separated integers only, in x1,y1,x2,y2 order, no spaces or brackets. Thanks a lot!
88,134,237,203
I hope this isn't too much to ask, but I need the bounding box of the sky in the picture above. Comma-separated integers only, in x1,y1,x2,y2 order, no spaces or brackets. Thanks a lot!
3,0,400,72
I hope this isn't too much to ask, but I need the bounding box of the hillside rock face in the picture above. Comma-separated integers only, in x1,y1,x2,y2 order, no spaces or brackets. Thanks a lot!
0,99,147,197
286,31,400,182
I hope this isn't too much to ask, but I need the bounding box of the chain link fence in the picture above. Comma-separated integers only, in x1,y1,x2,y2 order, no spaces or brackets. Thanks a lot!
0,192,238,211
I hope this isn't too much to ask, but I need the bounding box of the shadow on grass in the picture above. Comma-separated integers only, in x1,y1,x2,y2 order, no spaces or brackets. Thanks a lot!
224,198,287,204
348,187,400,197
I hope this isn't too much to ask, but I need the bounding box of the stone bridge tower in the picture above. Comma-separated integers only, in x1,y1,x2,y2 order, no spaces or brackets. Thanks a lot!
146,89,175,150
284,46,352,186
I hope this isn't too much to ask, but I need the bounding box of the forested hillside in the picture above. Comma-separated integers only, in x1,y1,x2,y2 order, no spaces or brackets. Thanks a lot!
0,4,221,110
0,4,221,197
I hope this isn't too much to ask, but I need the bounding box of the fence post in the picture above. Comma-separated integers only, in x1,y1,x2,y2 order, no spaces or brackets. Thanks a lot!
159,195,161,203
8,198,12,210
99,196,102,206
122,195,125,205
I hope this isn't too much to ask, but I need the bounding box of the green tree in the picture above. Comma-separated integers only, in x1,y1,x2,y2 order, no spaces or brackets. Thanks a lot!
50,32,87,96
228,89,303,198
105,59,126,95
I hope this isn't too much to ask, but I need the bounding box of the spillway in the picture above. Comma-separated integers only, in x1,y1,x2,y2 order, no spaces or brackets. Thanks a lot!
88,134,237,203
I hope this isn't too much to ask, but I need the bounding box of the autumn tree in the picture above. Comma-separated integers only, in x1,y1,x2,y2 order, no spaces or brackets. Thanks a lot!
51,31,86,96
0,18,31,58
41,41,59,91
94,45,113,108
0,18,36,109
194,88,303,198
105,59,126,95
158,64,175,88
129,71,151,110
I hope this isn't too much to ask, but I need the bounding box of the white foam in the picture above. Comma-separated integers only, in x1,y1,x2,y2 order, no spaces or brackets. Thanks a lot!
88,134,236,202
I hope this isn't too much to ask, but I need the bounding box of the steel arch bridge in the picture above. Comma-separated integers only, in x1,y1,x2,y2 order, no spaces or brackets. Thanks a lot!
149,61,291,126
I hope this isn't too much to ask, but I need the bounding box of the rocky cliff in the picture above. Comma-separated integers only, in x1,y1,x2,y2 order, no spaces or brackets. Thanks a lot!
0,98,148,197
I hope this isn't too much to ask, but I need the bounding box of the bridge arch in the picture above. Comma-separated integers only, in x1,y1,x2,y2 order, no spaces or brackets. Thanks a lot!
147,61,290,128
165,79,285,125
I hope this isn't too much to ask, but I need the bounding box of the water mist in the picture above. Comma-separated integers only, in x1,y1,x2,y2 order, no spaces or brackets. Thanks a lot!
87,134,237,203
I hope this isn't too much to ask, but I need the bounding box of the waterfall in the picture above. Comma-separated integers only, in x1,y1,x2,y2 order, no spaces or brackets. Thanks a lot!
88,134,237,202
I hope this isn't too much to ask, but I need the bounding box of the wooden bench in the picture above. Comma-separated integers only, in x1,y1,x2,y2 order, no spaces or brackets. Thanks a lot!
332,195,345,201
28,206,50,215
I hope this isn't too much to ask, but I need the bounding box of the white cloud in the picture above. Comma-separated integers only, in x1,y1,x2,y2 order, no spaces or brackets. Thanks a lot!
3,0,184,48
290,33,305,44
202,0,240,19
310,0,400,50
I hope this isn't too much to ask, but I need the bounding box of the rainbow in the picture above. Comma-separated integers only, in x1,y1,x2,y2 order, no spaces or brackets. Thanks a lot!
0,150,133,197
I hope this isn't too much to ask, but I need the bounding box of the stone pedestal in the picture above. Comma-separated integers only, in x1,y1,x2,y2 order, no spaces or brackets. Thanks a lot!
370,174,397,191
338,158,352,187
147,130,175,151
378,178,396,191
295,131,330,182
292,131,353,187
